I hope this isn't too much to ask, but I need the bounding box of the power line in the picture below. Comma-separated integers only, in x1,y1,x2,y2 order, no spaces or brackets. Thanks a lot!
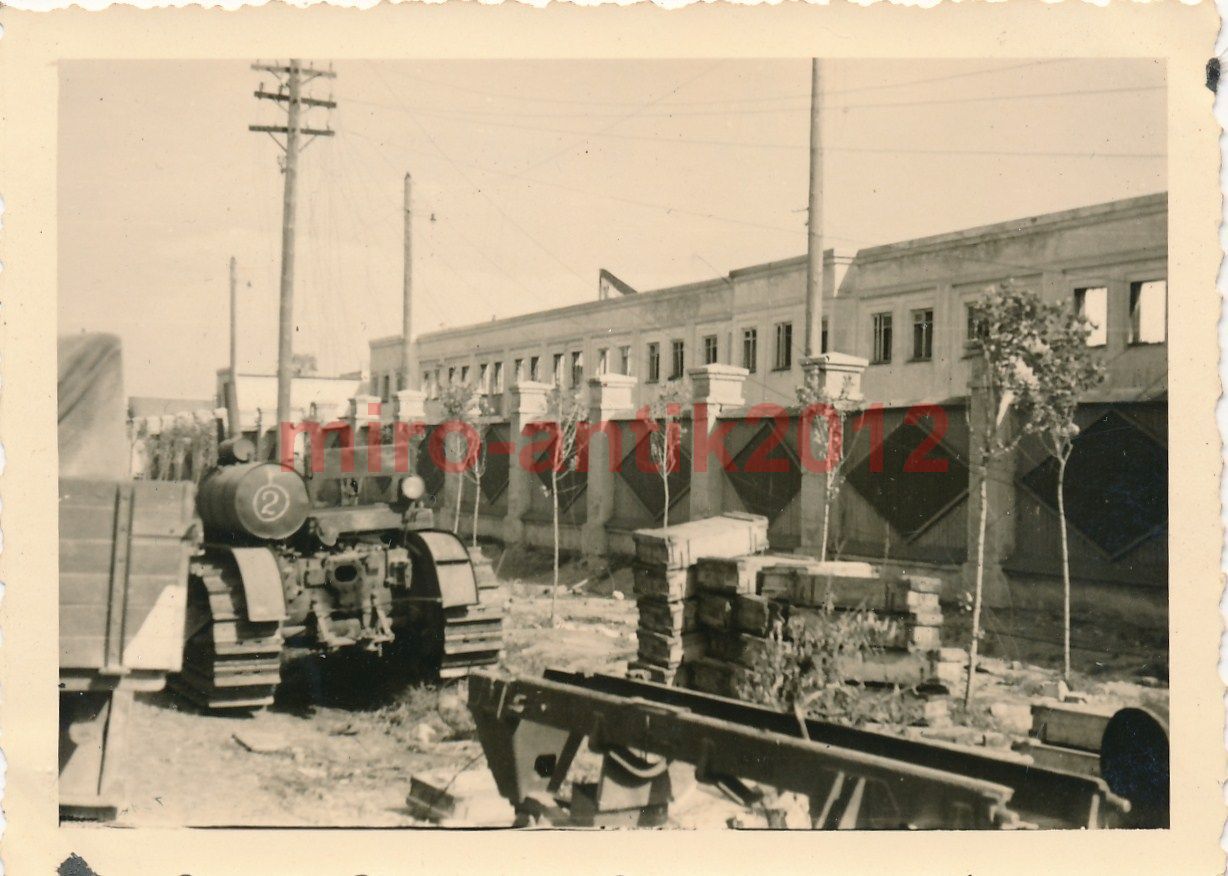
366,62,596,290
341,126,1145,284
342,84,1164,121
510,60,726,179
345,128,807,237
371,59,1066,108
340,105,1164,159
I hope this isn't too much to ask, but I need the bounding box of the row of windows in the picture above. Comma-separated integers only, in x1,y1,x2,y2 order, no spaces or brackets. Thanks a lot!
416,319,829,397
409,280,1167,398
870,310,929,365
645,320,826,382
1074,280,1167,348
867,280,1167,365
422,344,638,399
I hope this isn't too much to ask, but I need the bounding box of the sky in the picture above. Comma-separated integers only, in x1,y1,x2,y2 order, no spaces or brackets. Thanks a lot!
57,58,1166,398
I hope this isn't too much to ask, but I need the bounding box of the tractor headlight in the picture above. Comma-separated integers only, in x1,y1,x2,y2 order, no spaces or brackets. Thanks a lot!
400,475,426,501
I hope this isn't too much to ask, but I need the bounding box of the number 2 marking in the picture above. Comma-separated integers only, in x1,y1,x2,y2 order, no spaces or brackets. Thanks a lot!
253,484,290,521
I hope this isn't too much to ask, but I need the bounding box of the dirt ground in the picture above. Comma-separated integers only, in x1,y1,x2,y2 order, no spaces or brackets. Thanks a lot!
70,545,1168,829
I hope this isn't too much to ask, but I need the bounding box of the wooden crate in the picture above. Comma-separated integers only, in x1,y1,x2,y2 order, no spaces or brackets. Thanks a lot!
685,657,750,698
59,478,197,674
631,562,698,602
628,659,688,686
704,632,770,668
632,513,768,570
695,553,812,596
636,629,705,666
733,594,787,636
636,598,698,635
696,593,735,631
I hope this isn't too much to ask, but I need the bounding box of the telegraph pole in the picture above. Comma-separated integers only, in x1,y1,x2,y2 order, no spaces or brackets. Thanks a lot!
402,172,419,390
249,59,336,457
226,256,242,438
803,58,825,358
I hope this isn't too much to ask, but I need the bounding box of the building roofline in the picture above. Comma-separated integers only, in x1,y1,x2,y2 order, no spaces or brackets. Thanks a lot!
215,369,362,380
854,192,1167,264
411,274,732,345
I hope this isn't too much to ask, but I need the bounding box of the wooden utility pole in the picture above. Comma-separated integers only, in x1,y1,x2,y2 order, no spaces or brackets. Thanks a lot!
402,172,419,390
249,59,336,457
226,256,242,438
803,58,825,358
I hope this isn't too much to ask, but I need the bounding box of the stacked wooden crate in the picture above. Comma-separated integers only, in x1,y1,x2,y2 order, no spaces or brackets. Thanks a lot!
686,561,956,697
629,514,770,685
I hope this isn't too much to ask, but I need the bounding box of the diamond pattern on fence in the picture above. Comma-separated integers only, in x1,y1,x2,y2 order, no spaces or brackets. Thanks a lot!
725,420,801,521
534,435,588,513
1020,410,1167,558
846,418,968,540
616,427,691,522
480,423,510,504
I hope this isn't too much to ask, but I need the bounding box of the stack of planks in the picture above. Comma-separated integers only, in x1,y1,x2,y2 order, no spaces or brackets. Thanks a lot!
628,514,770,685
686,560,959,697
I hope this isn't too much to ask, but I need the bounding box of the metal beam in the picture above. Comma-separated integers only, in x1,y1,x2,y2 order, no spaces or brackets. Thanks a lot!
544,669,1126,828
470,671,1024,829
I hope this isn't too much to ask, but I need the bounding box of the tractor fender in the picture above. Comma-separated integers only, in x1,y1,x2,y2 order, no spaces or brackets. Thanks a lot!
208,545,287,623
404,530,479,609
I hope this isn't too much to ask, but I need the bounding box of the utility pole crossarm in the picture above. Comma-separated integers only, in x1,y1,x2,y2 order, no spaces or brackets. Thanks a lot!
251,63,336,78
248,124,336,137
252,90,338,110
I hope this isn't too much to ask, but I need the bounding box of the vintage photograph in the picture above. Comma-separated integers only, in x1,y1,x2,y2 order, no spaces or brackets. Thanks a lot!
56,57,1170,830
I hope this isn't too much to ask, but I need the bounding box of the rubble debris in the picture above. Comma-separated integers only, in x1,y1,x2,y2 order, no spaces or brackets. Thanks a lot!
413,723,439,747
406,769,514,826
988,702,1033,736
232,729,290,755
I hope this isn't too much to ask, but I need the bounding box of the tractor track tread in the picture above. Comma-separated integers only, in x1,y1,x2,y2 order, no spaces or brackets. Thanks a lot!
438,594,505,677
170,558,284,712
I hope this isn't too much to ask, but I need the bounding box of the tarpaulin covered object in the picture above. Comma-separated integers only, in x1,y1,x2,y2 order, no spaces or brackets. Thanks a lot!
58,333,130,478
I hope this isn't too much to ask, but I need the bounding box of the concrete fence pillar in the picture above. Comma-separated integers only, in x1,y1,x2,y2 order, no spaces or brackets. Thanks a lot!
503,381,551,546
962,360,1015,608
348,394,382,433
395,388,427,423
582,373,638,559
799,353,867,556
687,364,749,521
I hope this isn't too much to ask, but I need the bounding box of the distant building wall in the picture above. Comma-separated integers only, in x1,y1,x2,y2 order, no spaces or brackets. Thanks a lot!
213,371,366,431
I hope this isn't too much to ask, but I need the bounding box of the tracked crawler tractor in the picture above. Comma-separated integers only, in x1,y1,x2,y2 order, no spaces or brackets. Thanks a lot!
171,434,502,711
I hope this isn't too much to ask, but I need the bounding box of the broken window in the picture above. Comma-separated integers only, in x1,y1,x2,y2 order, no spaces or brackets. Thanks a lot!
1074,287,1108,348
773,322,793,371
742,328,758,373
912,309,933,361
1129,279,1166,344
670,339,685,380
872,312,893,364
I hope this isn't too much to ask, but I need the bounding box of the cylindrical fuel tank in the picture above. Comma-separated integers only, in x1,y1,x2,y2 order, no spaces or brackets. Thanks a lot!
197,462,311,540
